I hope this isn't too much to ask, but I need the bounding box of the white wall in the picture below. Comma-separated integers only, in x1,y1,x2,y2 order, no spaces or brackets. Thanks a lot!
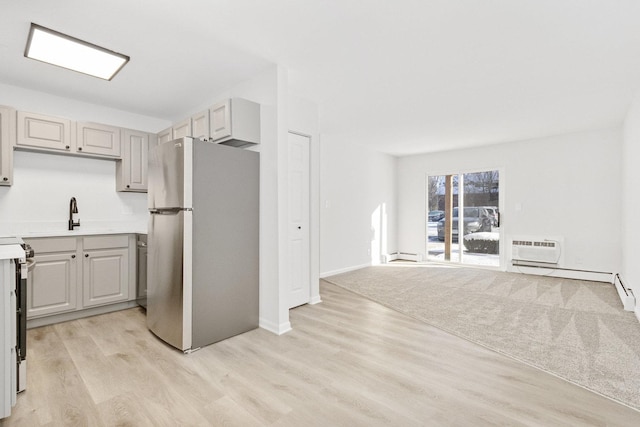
320,136,397,276
398,128,622,275
0,151,147,234
622,92,640,304
0,83,169,131
0,83,171,234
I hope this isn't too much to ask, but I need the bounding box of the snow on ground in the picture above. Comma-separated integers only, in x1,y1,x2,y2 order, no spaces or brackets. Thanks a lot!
426,222,499,266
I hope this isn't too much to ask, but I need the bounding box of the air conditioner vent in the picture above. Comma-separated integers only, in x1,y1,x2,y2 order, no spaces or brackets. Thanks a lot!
512,238,560,264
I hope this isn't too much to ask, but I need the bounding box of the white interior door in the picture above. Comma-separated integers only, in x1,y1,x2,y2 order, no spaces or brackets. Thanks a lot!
287,132,310,308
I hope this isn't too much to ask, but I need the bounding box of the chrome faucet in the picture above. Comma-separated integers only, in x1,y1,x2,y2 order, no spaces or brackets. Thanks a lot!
68,197,80,230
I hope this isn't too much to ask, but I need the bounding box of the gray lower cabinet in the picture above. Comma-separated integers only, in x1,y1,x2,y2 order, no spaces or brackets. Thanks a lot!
25,234,134,320
82,236,129,307
27,238,79,318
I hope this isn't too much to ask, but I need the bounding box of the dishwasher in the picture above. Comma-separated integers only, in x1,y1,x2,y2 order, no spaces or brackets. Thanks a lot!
137,234,147,308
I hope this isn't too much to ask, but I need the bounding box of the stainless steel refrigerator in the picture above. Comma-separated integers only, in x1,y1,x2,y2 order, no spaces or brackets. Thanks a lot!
147,137,259,352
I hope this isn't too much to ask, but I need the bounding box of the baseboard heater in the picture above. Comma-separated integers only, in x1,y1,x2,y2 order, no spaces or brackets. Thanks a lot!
385,252,422,262
614,274,636,312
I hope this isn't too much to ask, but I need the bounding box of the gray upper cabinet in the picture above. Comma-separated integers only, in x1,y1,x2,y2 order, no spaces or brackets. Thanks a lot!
172,117,191,140
10,107,156,187
209,99,232,141
77,121,122,158
209,98,260,147
117,129,153,192
0,106,14,186
17,112,122,159
191,109,210,141
16,111,74,153
157,127,172,145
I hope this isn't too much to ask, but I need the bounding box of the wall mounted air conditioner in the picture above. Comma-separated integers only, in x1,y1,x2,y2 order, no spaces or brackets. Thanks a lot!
511,237,561,265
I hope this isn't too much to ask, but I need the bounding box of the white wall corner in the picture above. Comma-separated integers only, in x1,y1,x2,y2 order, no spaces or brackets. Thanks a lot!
274,64,292,333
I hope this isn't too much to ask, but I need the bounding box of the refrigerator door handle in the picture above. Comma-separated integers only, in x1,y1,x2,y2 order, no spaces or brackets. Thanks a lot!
149,208,191,215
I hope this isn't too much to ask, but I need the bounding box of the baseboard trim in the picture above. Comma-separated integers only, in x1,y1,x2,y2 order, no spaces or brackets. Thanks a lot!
320,263,370,278
259,317,292,335
384,252,422,263
635,306,640,324
509,264,613,283
27,300,140,329
309,295,322,305
613,274,636,312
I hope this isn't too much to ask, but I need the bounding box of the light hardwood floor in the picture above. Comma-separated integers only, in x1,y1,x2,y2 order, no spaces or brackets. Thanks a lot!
3,281,640,426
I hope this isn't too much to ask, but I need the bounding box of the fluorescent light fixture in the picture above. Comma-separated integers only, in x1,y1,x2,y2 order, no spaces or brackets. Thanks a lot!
24,23,129,80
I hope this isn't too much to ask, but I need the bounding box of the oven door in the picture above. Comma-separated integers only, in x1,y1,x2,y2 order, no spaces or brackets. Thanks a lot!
15,258,31,393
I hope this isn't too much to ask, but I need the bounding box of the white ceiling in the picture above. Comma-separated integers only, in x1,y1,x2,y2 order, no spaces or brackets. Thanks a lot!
2,0,640,156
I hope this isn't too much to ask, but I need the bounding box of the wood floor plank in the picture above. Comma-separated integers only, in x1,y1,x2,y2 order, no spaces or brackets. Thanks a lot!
2,282,640,426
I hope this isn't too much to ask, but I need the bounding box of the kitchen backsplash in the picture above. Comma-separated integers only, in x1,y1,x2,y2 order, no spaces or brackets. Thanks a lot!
0,150,148,236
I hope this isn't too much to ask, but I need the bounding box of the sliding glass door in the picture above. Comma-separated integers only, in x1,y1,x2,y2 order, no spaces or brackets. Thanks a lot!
426,170,500,267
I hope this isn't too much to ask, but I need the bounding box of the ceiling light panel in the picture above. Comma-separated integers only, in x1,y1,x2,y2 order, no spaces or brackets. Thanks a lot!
24,23,129,80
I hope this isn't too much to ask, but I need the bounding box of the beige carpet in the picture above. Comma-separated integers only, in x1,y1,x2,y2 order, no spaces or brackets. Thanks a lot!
323,264,640,411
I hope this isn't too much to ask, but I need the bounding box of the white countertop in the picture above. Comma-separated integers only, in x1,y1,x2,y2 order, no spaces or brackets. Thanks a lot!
0,244,25,261
0,220,147,239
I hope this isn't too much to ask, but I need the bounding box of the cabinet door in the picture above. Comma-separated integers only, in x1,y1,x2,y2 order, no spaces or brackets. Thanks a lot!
209,99,231,141
117,129,148,192
83,248,129,307
28,252,78,318
191,109,210,141
172,118,191,139
77,122,122,158
157,127,172,145
0,106,14,186
16,111,73,153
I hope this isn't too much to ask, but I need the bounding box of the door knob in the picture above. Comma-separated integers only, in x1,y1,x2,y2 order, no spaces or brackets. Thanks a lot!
85,254,89,257
297,226,301,229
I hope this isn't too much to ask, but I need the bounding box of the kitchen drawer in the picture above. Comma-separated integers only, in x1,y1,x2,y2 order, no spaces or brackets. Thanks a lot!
24,237,77,253
83,234,129,250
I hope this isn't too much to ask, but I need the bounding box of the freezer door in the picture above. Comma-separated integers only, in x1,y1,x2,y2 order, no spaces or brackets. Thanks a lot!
147,210,190,351
148,137,192,209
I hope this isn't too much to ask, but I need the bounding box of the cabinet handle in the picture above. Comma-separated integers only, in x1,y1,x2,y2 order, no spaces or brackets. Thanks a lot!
78,147,83,151
126,185,130,188
2,177,7,182
71,254,76,259
85,254,89,257
65,145,70,150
